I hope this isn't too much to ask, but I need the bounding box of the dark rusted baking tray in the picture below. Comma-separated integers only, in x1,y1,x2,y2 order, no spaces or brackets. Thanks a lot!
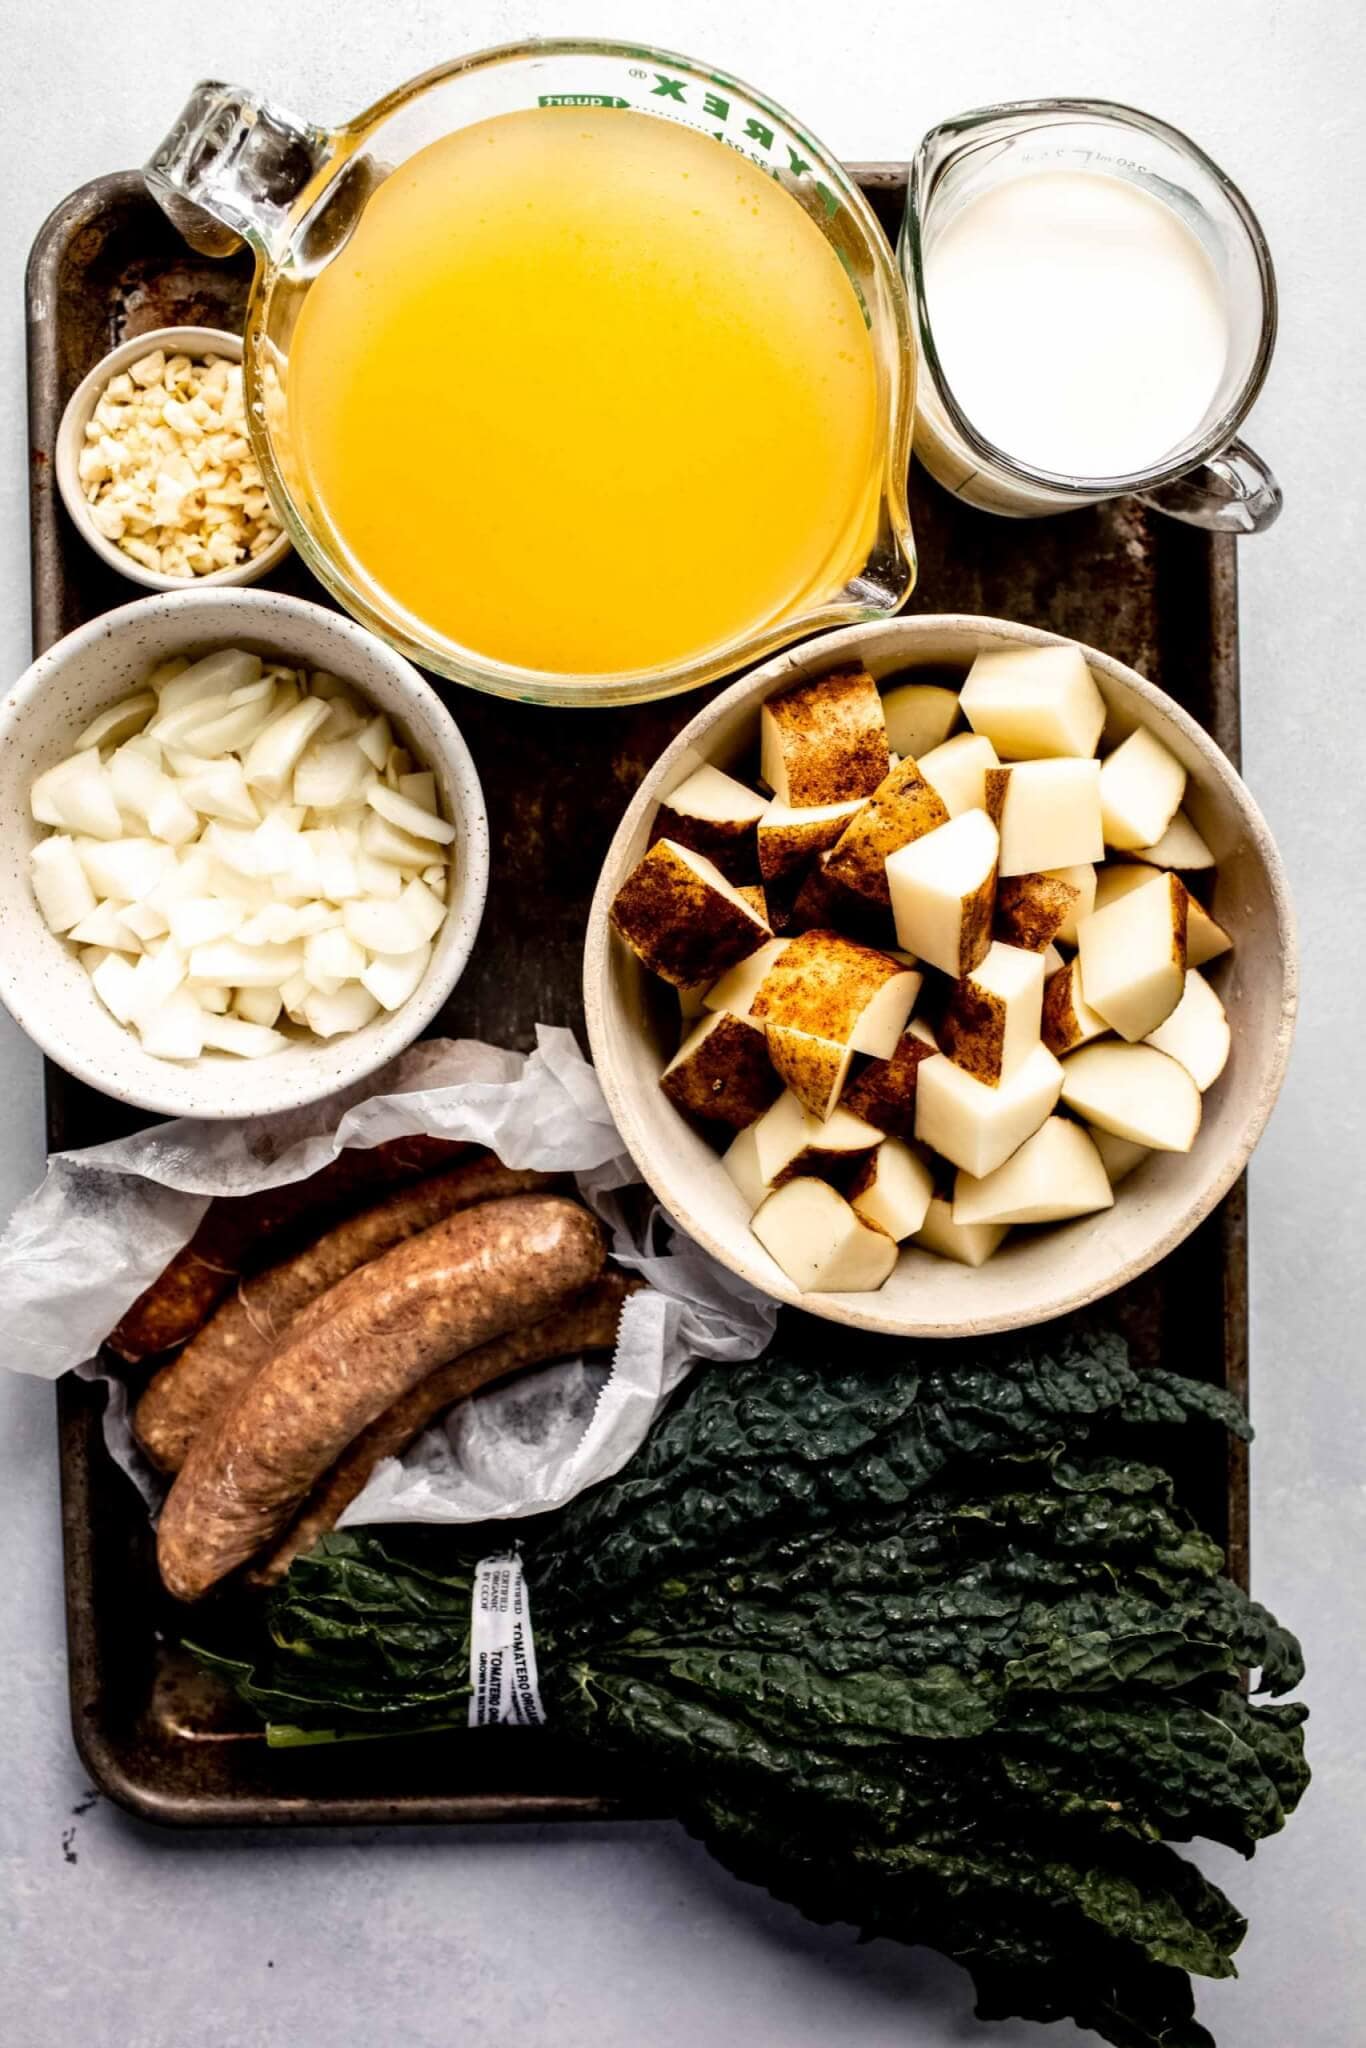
26,167,1249,1828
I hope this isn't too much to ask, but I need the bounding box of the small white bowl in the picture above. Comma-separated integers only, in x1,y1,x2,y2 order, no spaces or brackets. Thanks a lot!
585,615,1297,1338
55,326,292,591
0,588,490,1120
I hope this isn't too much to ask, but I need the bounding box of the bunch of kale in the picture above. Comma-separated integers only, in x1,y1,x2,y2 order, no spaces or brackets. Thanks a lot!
205,1322,1308,2048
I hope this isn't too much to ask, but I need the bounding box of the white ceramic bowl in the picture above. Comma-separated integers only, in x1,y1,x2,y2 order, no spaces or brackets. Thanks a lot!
55,326,292,591
585,616,1297,1336
0,588,490,1120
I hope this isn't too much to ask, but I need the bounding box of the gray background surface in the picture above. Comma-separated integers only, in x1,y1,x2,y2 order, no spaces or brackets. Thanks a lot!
1,3,1359,2043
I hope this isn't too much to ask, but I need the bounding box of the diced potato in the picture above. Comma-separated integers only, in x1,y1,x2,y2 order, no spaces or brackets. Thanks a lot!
1144,969,1231,1090
751,1176,898,1292
1076,872,1187,1041
1087,1126,1150,1185
886,810,998,977
848,1138,934,1240
986,760,1104,876
1059,1042,1201,1152
723,1091,880,1209
880,681,961,761
660,1010,781,1128
840,1031,938,1139
787,848,899,948
759,670,889,805
30,836,97,932
824,758,949,904
750,928,920,1057
704,937,790,1020
918,732,999,818
992,871,1081,953
915,1040,1063,1179
1137,808,1214,871
1047,863,1096,945
654,765,768,880
757,797,863,885
609,839,770,989
1041,957,1109,1056
952,1115,1114,1226
959,642,1106,760
912,1194,1008,1268
765,1024,854,1120
939,941,1045,1086
1099,727,1186,851
1186,898,1233,968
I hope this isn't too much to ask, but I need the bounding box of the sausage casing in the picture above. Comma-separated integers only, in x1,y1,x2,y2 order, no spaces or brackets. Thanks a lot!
156,1194,605,1601
133,1158,561,1473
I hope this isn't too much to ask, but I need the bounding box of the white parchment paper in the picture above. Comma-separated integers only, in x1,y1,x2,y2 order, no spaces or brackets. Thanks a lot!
0,1027,777,1526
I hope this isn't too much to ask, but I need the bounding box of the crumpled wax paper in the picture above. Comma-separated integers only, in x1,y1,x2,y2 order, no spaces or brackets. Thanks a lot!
0,1026,777,1527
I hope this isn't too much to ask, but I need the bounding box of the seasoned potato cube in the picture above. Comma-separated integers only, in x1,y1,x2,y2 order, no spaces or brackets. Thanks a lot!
960,642,1106,760
912,1194,1008,1268
1076,871,1187,1041
939,941,1045,1087
609,838,770,988
752,1176,898,1292
760,669,889,805
823,758,950,905
992,871,1081,953
1059,1041,1201,1152
1099,726,1187,851
660,1010,781,1128
952,1115,1114,1227
914,1040,1063,1180
704,937,790,1019
841,1031,938,1139
751,928,921,1057
848,1138,934,1240
886,810,998,977
1041,956,1109,1056
723,1090,881,1209
764,1023,854,1120
653,765,768,880
880,680,961,761
756,798,862,885
986,760,1104,876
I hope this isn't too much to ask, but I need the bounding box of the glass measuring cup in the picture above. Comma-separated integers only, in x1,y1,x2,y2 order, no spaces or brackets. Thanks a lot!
143,40,916,707
899,99,1280,531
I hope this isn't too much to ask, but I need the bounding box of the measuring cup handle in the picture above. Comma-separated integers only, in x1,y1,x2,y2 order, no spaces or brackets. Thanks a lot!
144,81,332,258
1135,438,1283,535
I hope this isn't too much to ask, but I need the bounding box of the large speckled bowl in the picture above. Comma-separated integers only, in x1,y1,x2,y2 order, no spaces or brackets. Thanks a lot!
0,588,489,1120
585,615,1297,1337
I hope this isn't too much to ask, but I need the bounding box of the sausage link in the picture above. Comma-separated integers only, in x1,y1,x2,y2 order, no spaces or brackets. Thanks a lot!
133,1159,561,1473
108,1135,474,1362
156,1194,605,1601
251,1271,638,1586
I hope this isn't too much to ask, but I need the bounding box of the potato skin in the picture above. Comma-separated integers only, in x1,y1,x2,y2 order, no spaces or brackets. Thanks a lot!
661,1014,781,1130
133,1157,561,1473
156,1194,605,1601
993,872,1080,953
107,1136,473,1363
250,1272,636,1585
610,840,769,988
842,1035,937,1139
751,927,906,1045
762,670,889,805
824,759,949,906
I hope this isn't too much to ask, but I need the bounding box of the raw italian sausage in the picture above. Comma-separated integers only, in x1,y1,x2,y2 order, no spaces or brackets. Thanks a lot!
133,1158,562,1473
108,1135,474,1363
156,1194,605,1601
251,1270,637,1586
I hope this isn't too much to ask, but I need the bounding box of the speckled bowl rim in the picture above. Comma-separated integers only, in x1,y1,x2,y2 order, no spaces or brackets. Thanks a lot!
55,325,292,592
584,614,1298,1337
0,587,490,1120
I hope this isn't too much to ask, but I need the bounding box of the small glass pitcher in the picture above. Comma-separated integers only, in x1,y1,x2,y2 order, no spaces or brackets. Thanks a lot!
899,99,1280,532
143,40,916,707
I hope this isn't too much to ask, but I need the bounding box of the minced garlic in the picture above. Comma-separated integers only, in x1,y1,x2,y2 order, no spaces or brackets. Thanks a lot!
78,349,282,578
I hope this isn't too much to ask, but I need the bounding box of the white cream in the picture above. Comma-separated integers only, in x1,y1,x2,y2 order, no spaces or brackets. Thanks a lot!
924,170,1229,478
